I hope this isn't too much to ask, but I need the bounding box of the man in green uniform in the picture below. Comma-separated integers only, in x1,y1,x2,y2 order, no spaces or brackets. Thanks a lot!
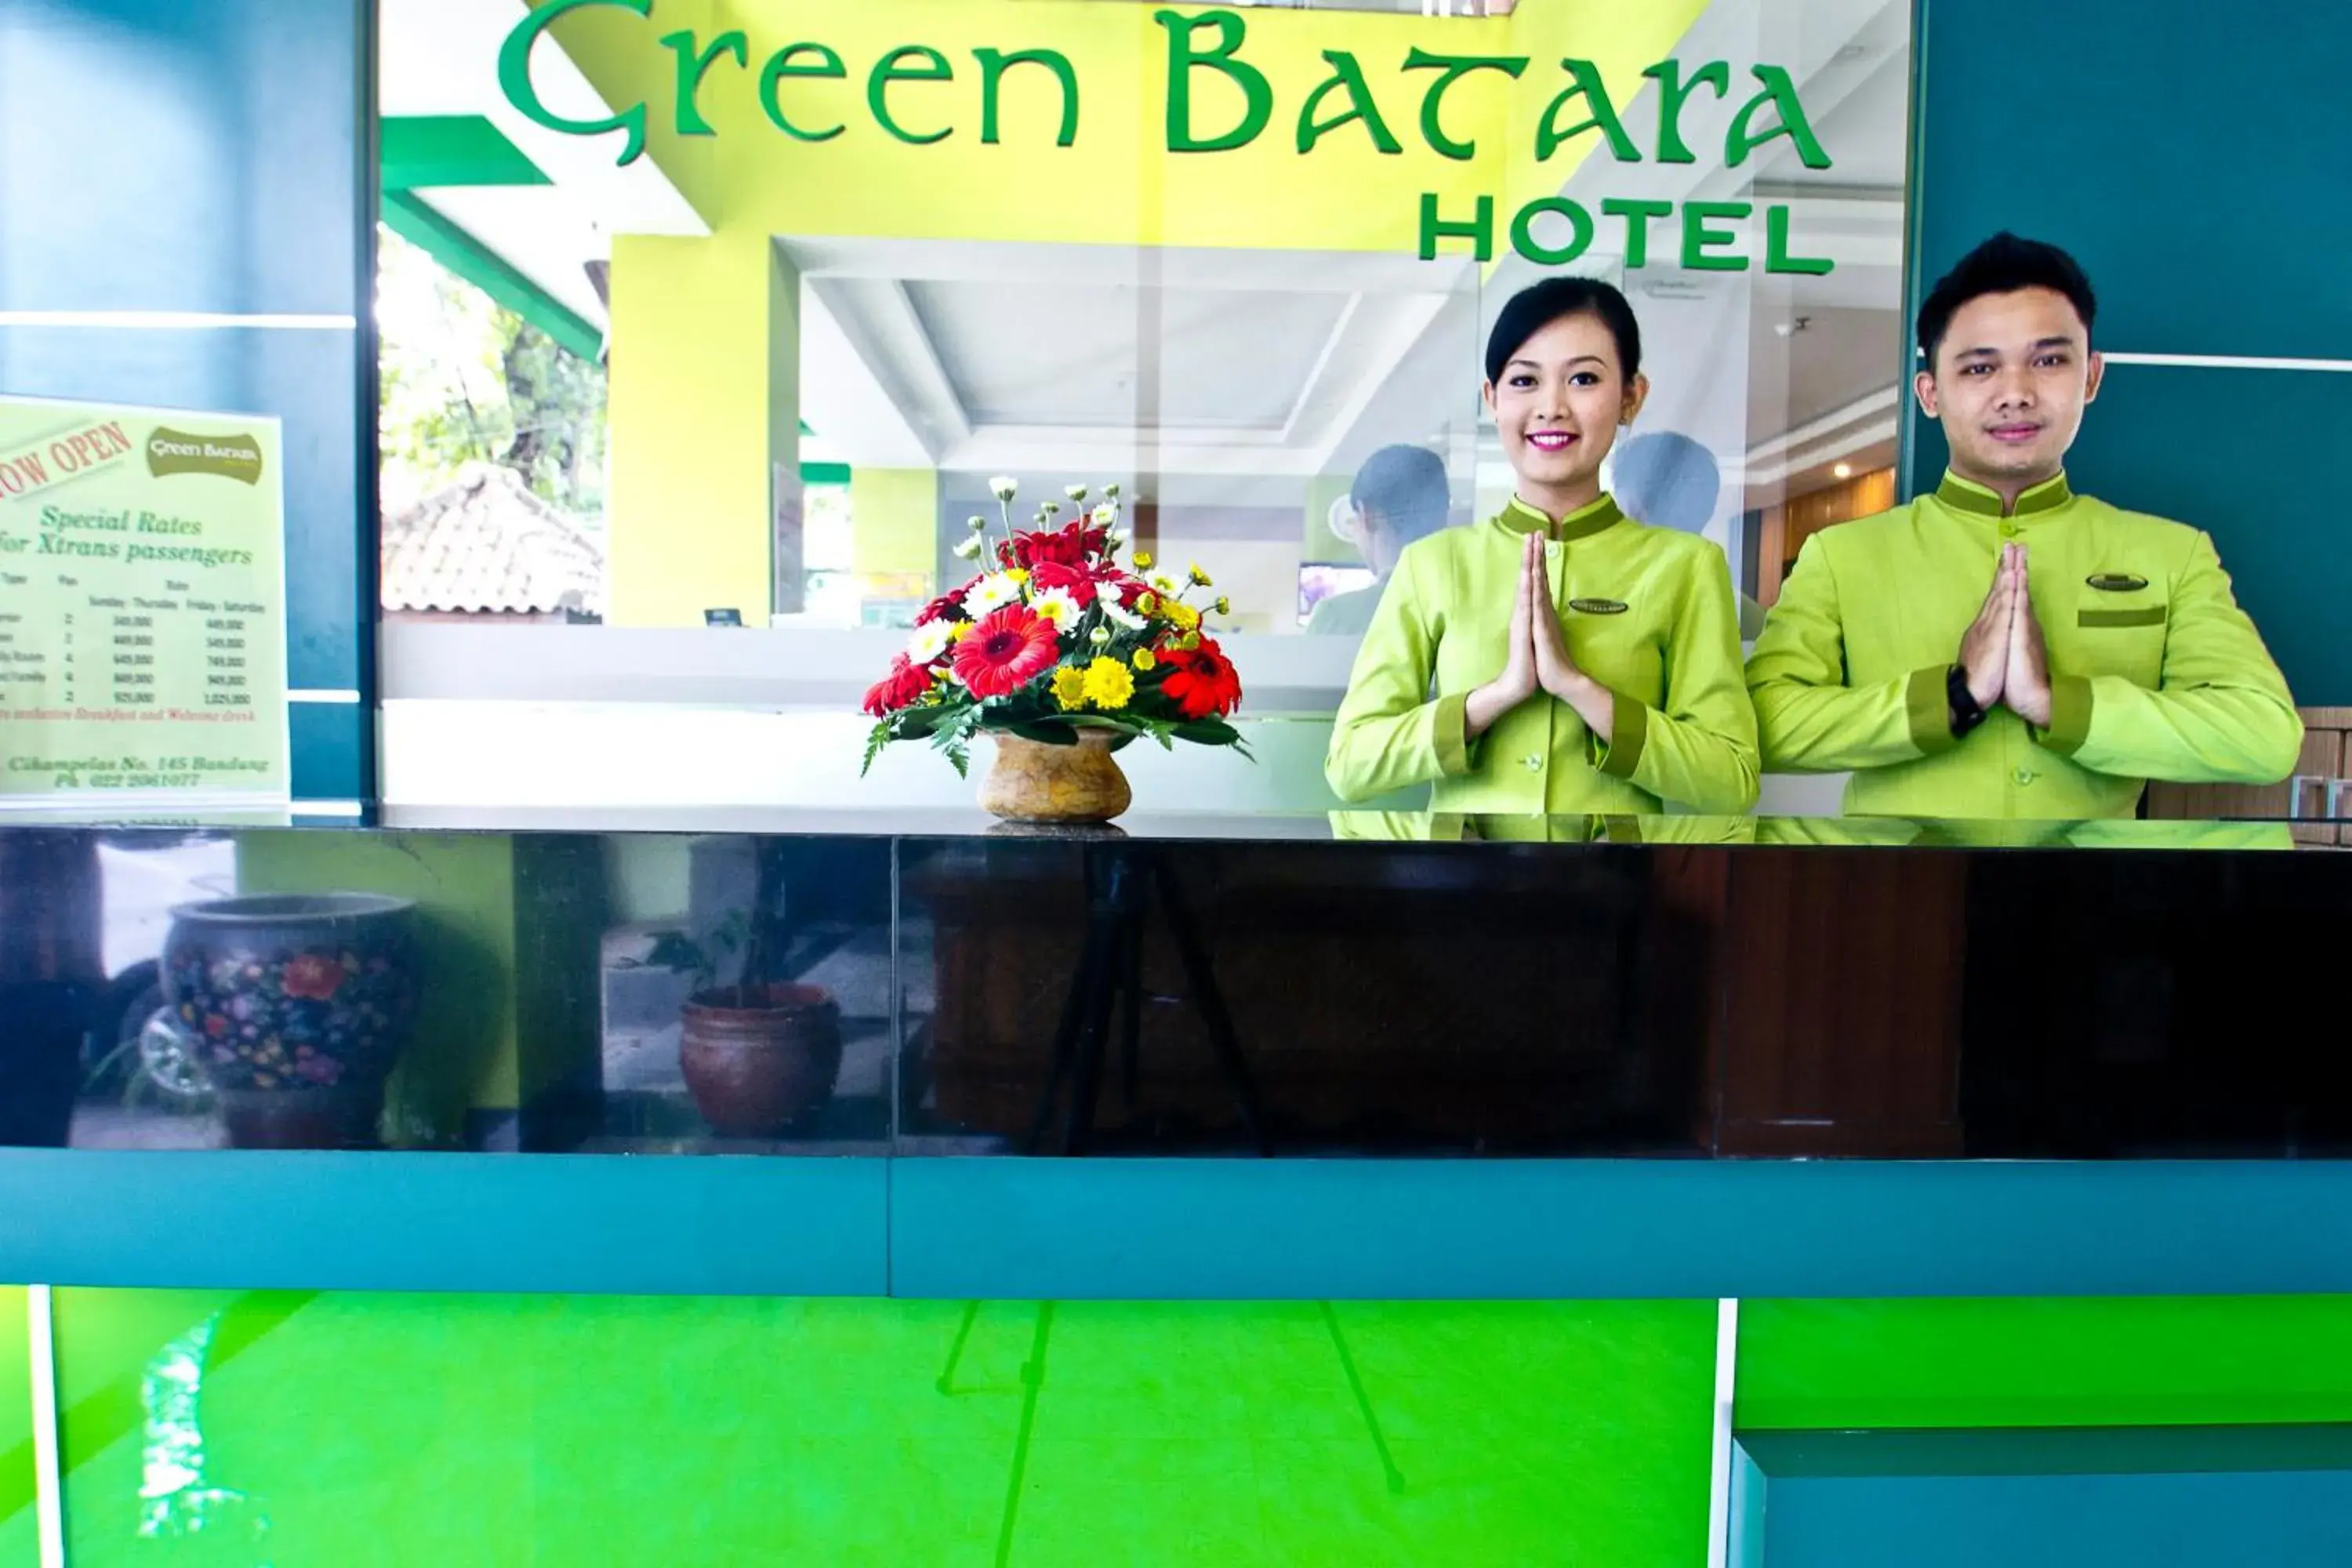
1747,233,2301,818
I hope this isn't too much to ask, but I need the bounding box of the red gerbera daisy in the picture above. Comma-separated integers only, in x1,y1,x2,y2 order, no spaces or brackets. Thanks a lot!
863,653,933,717
1029,559,1127,605
1160,638,1243,720
953,605,1060,699
914,587,968,626
1009,521,1108,571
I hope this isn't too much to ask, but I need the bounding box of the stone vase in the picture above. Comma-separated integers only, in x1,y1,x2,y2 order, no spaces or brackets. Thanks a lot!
978,731,1132,824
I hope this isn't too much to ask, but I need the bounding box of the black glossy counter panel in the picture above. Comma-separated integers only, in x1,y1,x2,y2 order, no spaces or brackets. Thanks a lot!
1,817,2343,1158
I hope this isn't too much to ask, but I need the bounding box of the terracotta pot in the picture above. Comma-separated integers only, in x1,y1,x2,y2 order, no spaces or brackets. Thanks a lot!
978,731,1132,824
161,892,419,1149
680,982,843,1138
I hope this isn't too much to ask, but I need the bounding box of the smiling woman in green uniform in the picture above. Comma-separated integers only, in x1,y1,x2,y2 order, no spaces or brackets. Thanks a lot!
1326,278,1759,814
1747,234,2301,818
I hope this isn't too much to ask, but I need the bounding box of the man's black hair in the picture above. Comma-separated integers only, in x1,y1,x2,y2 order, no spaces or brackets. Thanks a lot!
1916,233,2097,366
1485,276,1642,387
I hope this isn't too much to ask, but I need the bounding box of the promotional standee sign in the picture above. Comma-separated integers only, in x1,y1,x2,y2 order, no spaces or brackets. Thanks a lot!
0,397,290,804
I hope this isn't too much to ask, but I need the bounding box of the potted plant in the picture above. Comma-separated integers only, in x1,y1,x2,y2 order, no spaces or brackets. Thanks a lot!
660,840,843,1139
159,892,419,1149
860,480,1250,822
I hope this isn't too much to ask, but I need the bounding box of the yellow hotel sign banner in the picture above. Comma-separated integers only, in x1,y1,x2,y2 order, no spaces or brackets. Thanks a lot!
506,0,1833,270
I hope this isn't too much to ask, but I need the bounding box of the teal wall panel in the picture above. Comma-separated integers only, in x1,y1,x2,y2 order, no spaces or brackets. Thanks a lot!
0,1152,887,1297
1760,1468,2352,1568
889,1159,2352,1302
1908,0,2352,365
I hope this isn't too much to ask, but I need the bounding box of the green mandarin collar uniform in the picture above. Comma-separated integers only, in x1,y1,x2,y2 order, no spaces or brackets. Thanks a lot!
1746,470,2303,819
1327,493,1759,815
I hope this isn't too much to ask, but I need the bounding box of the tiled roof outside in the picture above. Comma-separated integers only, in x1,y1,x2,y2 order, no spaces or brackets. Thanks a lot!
381,463,606,615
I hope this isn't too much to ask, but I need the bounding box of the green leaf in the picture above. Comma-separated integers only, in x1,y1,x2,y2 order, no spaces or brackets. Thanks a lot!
1007,720,1080,746
1174,718,1243,747
860,721,891,777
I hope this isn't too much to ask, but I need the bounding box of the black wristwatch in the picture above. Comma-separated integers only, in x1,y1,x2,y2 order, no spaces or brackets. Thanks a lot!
1947,664,1988,739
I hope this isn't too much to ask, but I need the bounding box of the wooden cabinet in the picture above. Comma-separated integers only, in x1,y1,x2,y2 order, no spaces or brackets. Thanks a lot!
2145,706,2352,844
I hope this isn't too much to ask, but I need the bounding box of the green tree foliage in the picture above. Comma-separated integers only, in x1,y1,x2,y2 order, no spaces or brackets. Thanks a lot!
376,227,608,523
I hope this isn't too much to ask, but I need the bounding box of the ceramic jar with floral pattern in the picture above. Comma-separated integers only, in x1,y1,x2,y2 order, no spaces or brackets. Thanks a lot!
162,893,419,1149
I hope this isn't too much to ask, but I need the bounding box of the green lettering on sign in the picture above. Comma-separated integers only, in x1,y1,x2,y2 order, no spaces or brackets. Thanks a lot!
1681,201,1751,270
1602,198,1674,269
1511,198,1595,266
1401,49,1529,162
1763,205,1835,274
1417,193,1494,261
497,0,650,168
1536,59,1638,162
1641,59,1730,165
869,45,955,145
977,48,1080,147
760,43,848,143
1155,9,1272,153
1296,49,1401,155
1727,66,1832,169
660,29,748,138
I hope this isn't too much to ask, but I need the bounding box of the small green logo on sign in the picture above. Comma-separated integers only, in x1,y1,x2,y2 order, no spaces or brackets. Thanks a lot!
2085,572,2149,593
147,428,264,486
1569,597,1628,615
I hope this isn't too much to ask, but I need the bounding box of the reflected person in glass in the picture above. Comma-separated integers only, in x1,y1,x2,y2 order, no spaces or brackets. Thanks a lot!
1308,445,1451,637
1746,234,2300,818
1327,278,1759,814
1610,431,1769,642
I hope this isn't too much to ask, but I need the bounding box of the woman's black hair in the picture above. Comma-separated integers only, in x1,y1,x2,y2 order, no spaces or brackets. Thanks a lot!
1484,277,1642,387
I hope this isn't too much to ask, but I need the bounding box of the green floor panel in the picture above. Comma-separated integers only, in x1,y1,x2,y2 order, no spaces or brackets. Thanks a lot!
1,1287,34,1568
52,1290,1715,1566
1737,1297,2352,1432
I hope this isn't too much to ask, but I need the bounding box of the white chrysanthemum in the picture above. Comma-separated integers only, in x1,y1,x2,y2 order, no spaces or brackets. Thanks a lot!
966,514,987,532
1102,600,1146,632
1089,626,1112,647
953,535,984,560
1065,484,1090,503
906,620,955,664
989,476,1019,502
1150,574,1180,595
1030,586,1081,632
965,572,1023,615
1090,503,1118,527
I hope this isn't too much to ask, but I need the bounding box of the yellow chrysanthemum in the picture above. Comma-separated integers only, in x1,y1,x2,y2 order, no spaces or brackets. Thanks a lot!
1131,648,1157,673
1178,631,1202,652
1165,600,1201,632
1188,563,1213,588
1007,568,1029,585
1214,596,1231,615
1133,551,1154,572
1082,656,1135,710
1050,665,1090,711
1137,592,1159,616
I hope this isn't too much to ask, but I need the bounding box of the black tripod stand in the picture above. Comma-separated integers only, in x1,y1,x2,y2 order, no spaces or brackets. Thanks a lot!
1026,844,1271,1156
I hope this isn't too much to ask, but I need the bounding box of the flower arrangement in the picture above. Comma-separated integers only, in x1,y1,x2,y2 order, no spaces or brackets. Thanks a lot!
862,478,1250,776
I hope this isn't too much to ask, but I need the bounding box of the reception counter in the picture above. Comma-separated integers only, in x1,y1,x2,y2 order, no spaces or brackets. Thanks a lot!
5,808,2351,1301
